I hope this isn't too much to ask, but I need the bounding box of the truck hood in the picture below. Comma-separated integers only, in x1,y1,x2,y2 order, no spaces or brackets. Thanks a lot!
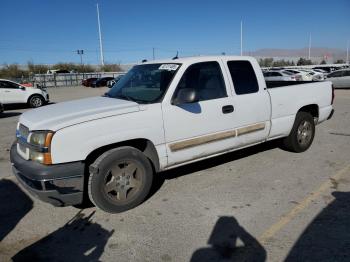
20,96,140,131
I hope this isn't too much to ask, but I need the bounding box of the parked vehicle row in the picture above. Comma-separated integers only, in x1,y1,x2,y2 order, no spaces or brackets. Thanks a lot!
0,79,49,108
82,75,124,88
81,77,98,87
107,75,124,88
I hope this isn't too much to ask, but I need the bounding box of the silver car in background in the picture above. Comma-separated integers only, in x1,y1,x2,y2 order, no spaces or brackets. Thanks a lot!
263,71,298,81
326,69,350,88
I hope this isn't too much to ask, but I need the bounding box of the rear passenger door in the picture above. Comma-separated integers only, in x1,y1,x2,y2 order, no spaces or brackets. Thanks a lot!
224,60,271,147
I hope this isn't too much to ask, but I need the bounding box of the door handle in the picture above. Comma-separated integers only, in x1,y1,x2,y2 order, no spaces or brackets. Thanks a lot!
222,105,234,114
5,90,10,92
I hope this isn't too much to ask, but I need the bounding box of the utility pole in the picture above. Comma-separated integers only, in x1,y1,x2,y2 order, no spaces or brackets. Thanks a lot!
96,3,104,66
152,47,155,60
77,50,84,65
308,33,311,60
240,20,243,56
347,40,349,64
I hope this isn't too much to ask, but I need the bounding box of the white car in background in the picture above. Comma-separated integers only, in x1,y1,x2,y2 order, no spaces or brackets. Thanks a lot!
263,71,297,81
282,69,313,81
326,69,350,88
299,69,325,81
313,68,328,75
0,79,49,108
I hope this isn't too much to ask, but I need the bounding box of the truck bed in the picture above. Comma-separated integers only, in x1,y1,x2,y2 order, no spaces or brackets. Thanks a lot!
266,80,333,140
266,81,318,89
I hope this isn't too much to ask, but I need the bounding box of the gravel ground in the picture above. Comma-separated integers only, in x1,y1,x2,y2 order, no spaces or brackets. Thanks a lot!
0,87,349,262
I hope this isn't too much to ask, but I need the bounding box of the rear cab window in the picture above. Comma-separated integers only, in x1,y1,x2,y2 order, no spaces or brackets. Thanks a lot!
227,61,259,95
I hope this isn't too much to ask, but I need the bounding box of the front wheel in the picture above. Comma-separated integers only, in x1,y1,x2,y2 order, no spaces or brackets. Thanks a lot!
28,95,44,108
282,112,315,153
88,147,153,213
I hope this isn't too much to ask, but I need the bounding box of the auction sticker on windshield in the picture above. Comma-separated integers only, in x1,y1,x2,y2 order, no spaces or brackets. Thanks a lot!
159,64,179,71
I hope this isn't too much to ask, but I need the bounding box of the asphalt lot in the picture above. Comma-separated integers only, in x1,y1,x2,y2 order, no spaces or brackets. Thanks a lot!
1,86,350,261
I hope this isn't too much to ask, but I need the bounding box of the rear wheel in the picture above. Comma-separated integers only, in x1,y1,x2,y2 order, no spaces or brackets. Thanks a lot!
283,112,315,152
88,147,153,213
28,95,44,108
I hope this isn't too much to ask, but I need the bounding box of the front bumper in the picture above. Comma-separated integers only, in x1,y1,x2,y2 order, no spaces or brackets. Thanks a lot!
327,109,334,120
10,144,84,207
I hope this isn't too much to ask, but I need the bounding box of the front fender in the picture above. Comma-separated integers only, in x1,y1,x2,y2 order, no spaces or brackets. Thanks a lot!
50,104,165,164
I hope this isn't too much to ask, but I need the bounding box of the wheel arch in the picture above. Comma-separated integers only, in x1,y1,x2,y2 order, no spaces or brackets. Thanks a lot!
84,138,160,173
297,104,319,121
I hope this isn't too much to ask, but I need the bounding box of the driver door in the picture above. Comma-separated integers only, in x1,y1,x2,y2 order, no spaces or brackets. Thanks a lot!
162,61,238,166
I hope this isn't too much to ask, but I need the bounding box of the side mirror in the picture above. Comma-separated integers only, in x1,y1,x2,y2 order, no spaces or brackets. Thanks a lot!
19,86,26,90
173,88,199,105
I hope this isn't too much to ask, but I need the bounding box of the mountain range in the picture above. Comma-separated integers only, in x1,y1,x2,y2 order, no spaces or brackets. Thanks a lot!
246,47,347,60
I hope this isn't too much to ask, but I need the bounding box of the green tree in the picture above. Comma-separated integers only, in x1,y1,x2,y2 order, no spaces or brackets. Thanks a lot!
297,58,313,66
335,59,345,64
100,64,123,72
0,64,28,79
259,58,274,67
27,62,49,74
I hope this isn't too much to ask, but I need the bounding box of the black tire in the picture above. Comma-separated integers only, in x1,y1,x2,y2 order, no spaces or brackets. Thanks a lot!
28,95,45,108
88,147,153,213
282,112,315,153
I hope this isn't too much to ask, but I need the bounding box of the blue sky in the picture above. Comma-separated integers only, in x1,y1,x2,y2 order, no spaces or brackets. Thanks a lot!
0,0,349,64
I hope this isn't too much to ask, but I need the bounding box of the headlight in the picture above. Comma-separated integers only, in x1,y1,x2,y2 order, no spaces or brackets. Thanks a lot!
29,151,45,163
29,131,53,148
28,131,54,164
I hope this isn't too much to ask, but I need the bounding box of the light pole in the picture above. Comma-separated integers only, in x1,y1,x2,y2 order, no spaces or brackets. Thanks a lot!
240,20,243,56
77,49,84,65
308,33,311,60
347,40,349,64
96,3,105,66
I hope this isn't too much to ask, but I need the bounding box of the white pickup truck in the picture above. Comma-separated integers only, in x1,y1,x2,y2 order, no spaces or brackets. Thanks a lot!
10,56,334,213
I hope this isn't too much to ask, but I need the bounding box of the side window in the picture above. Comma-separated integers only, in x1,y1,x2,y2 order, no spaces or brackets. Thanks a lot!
329,71,343,78
175,61,227,102
227,61,259,95
271,72,281,76
343,70,350,77
2,81,19,89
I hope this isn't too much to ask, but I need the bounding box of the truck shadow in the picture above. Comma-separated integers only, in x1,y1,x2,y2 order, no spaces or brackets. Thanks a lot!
285,191,350,261
0,112,22,118
12,211,114,262
191,216,266,262
0,179,33,242
149,140,281,198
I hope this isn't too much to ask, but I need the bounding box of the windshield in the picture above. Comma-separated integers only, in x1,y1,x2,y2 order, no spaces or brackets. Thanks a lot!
106,63,181,103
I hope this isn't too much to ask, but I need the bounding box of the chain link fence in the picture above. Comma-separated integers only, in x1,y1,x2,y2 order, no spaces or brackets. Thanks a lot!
31,72,126,88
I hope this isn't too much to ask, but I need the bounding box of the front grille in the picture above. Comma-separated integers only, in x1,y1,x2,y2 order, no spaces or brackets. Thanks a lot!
19,124,29,140
17,123,30,160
